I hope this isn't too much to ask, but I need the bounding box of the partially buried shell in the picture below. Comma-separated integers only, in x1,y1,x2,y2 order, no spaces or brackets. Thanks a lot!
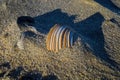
46,24,74,52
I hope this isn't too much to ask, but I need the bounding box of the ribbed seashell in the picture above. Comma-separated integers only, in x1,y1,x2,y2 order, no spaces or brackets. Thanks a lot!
46,24,74,52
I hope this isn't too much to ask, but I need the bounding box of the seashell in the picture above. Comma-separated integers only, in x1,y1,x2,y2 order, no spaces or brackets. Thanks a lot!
58,26,67,50
46,24,74,52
